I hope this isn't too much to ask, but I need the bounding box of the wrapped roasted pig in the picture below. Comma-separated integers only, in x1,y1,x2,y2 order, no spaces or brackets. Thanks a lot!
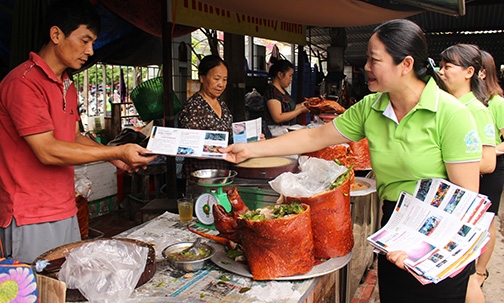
237,202,315,280
189,197,315,280
304,144,350,166
304,138,371,171
304,96,346,114
347,139,372,170
285,167,354,259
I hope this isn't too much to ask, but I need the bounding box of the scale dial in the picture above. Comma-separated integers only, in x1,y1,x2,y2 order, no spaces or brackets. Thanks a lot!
195,193,219,225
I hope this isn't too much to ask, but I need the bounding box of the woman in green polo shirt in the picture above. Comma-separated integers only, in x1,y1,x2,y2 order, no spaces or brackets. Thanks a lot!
438,44,495,303
438,44,496,175
221,19,481,303
472,50,504,289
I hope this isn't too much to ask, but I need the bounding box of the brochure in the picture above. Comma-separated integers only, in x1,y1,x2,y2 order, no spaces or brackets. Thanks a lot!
232,117,262,143
145,126,228,159
367,178,492,284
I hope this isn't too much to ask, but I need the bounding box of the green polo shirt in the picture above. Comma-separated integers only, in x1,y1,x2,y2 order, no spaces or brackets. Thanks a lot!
487,94,504,144
334,78,481,202
458,92,495,146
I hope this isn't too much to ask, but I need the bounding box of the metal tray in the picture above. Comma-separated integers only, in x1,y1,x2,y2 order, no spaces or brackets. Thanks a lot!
210,243,352,280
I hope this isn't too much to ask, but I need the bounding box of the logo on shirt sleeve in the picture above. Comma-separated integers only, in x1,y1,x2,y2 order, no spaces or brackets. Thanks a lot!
484,124,496,140
465,129,480,152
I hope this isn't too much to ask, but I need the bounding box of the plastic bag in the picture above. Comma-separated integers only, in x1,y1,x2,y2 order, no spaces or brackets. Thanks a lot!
58,239,148,303
245,88,264,111
74,165,92,198
269,156,347,198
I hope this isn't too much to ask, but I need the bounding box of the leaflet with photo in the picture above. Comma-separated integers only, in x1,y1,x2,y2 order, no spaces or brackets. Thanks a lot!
145,126,228,159
232,117,262,143
367,178,492,284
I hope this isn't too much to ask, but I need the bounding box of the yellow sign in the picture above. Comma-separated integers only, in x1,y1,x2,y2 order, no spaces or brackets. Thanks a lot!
171,0,306,45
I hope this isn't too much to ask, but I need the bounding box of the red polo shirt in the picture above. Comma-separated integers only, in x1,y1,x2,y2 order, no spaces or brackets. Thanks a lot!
0,52,79,227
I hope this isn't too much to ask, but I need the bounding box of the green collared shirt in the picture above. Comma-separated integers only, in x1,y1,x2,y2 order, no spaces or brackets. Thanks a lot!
458,92,495,146
487,94,504,144
334,78,481,202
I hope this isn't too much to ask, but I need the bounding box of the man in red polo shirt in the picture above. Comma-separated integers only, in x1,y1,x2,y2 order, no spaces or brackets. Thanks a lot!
0,0,156,263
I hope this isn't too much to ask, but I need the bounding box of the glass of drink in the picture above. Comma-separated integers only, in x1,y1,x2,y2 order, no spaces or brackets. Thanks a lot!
177,198,194,224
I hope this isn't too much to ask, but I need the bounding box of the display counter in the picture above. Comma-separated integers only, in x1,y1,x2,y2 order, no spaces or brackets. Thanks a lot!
112,212,350,303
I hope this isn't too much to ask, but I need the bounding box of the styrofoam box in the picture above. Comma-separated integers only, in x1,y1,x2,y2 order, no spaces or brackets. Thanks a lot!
75,161,117,201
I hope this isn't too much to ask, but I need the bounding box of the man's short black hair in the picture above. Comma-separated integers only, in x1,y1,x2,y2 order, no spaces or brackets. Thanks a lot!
42,0,101,45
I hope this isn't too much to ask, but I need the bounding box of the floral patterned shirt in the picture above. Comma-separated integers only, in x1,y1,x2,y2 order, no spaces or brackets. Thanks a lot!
178,92,233,179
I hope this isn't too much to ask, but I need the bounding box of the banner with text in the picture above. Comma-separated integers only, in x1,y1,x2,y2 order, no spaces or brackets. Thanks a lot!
171,0,306,45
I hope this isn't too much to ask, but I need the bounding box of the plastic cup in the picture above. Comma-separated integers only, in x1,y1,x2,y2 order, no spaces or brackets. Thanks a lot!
177,198,194,224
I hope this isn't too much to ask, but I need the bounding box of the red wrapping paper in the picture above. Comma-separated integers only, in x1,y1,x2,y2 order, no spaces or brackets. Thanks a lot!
237,204,315,280
285,177,353,259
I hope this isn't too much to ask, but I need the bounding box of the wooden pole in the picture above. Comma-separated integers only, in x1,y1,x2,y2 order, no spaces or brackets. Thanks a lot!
162,0,177,199
223,33,246,121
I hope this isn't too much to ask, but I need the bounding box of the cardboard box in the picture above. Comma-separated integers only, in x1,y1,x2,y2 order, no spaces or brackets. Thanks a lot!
75,161,117,202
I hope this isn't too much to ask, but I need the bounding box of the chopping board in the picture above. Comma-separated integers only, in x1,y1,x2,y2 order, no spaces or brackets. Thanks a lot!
233,156,298,179
36,274,66,303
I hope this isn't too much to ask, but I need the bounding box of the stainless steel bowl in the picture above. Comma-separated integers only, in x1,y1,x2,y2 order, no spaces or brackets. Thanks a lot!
191,169,237,185
161,242,215,272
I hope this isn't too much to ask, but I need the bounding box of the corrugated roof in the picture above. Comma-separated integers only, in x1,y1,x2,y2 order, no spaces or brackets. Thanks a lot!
308,0,504,69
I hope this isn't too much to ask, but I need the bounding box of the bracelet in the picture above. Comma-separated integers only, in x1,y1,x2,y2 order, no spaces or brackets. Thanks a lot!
475,271,487,277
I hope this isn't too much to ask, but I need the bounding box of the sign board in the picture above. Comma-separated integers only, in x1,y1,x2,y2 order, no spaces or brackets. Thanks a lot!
170,0,306,45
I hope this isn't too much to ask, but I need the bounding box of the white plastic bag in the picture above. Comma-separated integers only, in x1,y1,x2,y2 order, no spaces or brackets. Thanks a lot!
58,239,148,303
269,156,347,198
74,165,92,198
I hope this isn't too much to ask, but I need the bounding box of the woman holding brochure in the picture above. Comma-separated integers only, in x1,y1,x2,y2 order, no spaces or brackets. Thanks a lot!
221,19,482,303
178,55,233,183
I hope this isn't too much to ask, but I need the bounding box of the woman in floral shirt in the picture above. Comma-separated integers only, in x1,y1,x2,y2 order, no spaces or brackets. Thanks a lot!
178,55,233,182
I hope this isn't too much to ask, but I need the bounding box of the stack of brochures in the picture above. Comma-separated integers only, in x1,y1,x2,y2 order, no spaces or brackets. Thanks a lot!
367,178,492,284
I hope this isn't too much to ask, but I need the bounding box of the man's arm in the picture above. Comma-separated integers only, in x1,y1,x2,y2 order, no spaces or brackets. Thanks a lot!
24,123,156,170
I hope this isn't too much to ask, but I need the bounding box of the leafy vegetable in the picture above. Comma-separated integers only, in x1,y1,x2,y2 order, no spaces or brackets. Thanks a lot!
239,202,305,222
166,246,211,261
329,164,353,190
226,249,243,259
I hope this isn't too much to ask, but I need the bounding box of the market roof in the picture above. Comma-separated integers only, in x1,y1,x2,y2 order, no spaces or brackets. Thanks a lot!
308,0,504,68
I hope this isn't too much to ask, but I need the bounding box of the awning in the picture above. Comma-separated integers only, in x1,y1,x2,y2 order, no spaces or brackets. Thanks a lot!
195,0,420,27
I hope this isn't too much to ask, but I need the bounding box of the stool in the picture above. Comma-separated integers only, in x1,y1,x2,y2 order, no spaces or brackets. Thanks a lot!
139,198,178,223
127,163,167,220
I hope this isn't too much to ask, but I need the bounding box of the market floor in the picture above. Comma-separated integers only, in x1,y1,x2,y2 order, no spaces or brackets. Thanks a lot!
89,203,504,303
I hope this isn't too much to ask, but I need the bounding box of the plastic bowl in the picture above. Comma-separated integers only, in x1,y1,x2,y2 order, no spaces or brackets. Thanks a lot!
162,242,215,272
191,169,237,185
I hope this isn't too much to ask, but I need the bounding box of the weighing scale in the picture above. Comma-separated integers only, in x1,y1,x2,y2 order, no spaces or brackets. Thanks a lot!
191,169,237,229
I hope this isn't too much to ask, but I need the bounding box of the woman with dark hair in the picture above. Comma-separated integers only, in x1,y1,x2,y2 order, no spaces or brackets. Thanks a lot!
262,59,309,138
178,55,233,187
471,50,504,289
222,19,482,302
438,44,496,176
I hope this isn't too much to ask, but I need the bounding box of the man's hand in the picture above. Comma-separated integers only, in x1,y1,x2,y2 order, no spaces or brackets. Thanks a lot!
118,144,157,171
